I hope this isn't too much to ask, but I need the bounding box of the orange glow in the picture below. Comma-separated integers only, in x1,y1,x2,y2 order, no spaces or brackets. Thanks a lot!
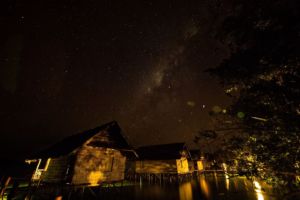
225,174,230,190
253,180,261,190
214,171,219,189
88,171,103,186
222,163,227,171
72,146,126,185
197,160,204,171
253,180,264,200
176,158,189,174
199,175,210,199
223,163,230,190
256,192,264,200
179,182,193,200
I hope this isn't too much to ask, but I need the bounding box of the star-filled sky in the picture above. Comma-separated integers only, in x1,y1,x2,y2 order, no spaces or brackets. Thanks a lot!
0,0,231,159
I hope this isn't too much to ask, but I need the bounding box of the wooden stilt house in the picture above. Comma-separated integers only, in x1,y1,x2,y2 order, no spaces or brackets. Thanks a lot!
135,143,191,174
190,149,205,172
25,121,136,186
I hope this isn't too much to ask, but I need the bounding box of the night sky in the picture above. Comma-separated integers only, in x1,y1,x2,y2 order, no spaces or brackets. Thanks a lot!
0,0,230,159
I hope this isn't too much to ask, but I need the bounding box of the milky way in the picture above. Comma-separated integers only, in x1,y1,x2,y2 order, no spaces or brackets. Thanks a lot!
0,0,230,158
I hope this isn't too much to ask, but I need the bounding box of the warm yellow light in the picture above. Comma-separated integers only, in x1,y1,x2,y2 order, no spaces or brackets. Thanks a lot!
256,192,264,200
253,180,264,200
225,174,229,191
25,159,38,164
44,158,51,171
253,180,261,190
179,182,193,200
176,158,189,174
222,163,227,171
199,176,210,199
197,161,204,171
88,171,103,186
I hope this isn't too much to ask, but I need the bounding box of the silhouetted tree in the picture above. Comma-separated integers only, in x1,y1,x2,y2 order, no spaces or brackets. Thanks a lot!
206,0,300,190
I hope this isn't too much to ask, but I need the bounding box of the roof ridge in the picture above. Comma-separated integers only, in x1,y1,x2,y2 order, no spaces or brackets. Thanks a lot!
28,121,129,159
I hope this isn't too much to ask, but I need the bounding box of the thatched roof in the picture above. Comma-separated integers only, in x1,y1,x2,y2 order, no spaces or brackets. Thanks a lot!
31,121,132,158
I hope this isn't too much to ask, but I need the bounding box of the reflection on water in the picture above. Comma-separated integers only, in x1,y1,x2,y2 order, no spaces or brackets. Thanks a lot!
178,174,274,200
199,175,210,199
253,180,264,200
225,174,230,191
92,174,276,200
223,163,230,191
179,182,193,200
213,172,219,190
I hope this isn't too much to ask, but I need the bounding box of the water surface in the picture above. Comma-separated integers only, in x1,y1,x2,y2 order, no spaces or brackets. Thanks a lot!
94,174,277,200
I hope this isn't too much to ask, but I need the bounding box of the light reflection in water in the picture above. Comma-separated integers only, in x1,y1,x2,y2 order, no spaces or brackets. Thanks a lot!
233,178,238,190
256,192,264,200
213,172,219,189
223,163,230,191
225,174,230,191
199,175,210,199
253,180,264,200
179,182,193,200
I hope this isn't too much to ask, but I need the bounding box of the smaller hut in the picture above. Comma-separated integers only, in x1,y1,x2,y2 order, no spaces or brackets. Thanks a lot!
25,121,136,186
189,149,205,172
135,143,191,175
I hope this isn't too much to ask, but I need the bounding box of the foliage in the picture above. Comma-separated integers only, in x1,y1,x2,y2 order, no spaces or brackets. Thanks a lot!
205,0,300,190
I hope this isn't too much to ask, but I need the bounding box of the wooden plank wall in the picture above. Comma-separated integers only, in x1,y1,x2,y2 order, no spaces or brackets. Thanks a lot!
41,156,69,183
176,158,189,174
135,160,178,174
72,146,126,185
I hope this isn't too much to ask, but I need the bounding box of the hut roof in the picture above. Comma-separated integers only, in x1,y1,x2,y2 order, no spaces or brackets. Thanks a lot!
189,149,202,160
32,121,132,158
136,143,191,160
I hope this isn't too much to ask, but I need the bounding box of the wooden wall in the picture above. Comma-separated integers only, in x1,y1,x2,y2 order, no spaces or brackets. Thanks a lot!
197,160,204,171
72,145,126,185
176,157,189,174
41,156,70,183
135,160,178,174
32,129,129,185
